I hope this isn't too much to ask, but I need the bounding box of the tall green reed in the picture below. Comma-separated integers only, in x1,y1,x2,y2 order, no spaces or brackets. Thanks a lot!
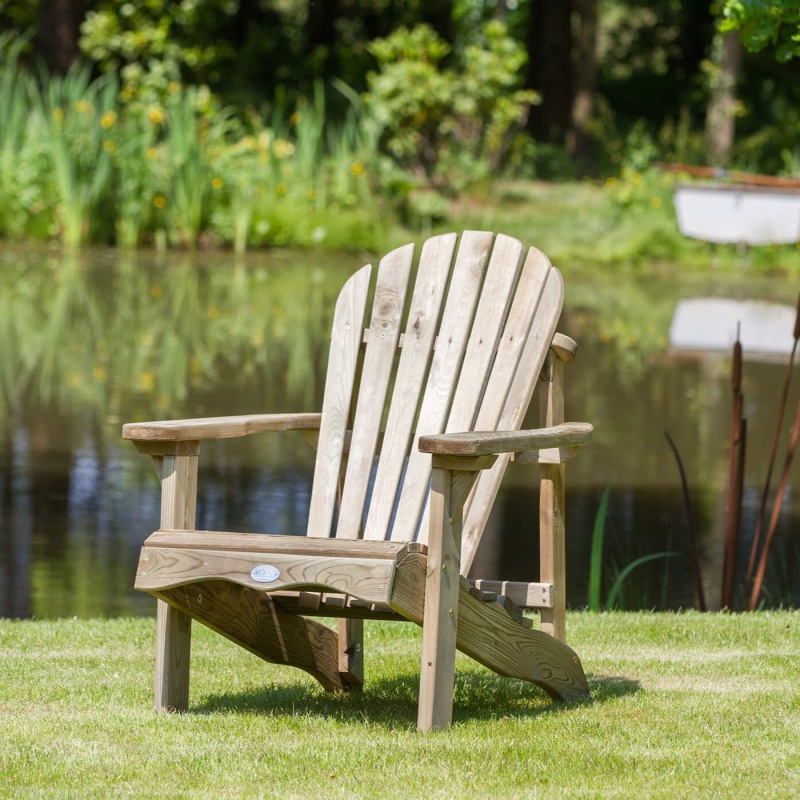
0,34,51,238
112,107,159,248
0,47,381,251
588,486,678,611
39,63,119,245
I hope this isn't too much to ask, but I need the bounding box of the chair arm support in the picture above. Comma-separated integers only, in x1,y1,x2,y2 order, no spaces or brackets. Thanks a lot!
417,422,593,457
122,412,322,442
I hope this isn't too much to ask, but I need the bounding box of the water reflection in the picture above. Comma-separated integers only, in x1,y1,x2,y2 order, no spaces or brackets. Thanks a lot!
0,245,797,617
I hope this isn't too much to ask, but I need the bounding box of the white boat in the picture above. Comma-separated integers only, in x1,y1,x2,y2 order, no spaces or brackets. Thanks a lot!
673,182,800,245
657,163,800,245
669,298,797,358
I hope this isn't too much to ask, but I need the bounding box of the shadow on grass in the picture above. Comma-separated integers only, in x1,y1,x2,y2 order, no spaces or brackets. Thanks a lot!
192,670,640,728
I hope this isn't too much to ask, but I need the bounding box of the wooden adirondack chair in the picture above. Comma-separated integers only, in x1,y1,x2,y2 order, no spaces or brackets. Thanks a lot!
123,231,592,730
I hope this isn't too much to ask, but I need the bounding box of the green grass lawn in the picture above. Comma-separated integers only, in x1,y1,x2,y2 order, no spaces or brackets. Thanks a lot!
1,612,798,798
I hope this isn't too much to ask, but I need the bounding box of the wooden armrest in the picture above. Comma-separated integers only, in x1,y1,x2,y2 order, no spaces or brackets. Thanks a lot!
417,422,593,456
122,412,322,442
550,332,577,363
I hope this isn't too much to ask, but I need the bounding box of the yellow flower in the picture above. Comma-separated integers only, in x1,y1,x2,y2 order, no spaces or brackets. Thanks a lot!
100,111,116,129
605,177,617,188
273,139,295,159
147,106,166,125
211,177,224,190
307,189,317,200
52,108,64,125
650,196,662,208
139,372,155,392
290,112,301,125
146,147,158,160
207,307,220,319
103,139,116,153
153,195,167,209
150,286,163,298
92,365,107,383
276,183,287,195
73,100,92,114
350,161,364,177
168,81,181,93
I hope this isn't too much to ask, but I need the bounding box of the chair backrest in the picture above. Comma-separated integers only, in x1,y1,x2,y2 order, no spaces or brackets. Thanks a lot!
305,231,564,561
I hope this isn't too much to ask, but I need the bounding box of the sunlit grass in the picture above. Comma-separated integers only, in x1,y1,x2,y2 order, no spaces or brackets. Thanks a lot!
1,612,797,798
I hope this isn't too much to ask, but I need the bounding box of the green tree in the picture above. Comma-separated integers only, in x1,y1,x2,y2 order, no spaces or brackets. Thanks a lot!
722,0,800,61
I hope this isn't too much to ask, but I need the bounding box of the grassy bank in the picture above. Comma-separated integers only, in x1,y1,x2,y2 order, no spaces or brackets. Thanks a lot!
1,612,797,798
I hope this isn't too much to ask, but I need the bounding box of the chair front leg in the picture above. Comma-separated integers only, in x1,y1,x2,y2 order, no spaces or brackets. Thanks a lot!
418,465,461,732
150,443,199,712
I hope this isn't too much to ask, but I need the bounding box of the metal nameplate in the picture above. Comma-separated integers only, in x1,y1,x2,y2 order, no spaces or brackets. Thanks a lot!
250,565,280,583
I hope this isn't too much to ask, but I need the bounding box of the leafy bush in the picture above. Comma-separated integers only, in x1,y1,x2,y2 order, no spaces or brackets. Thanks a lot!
364,21,538,201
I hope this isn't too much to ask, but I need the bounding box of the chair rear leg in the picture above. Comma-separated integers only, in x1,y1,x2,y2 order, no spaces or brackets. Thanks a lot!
338,618,364,688
539,462,566,641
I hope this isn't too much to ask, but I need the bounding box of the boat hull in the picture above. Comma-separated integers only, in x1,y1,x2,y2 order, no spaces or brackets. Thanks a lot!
673,182,800,245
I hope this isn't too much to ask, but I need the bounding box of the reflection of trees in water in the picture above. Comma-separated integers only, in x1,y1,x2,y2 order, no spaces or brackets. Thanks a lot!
0,248,354,617
2,248,797,614
0,248,352,421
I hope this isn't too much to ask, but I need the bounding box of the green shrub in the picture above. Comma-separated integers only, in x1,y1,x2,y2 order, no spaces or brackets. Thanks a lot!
364,21,538,199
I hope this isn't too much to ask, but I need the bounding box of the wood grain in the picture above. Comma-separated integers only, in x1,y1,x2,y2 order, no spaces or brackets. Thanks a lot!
152,451,198,713
417,467,461,731
155,582,356,692
460,266,566,573
454,582,589,701
123,413,321,441
391,231,494,542
137,547,396,604
336,244,414,538
419,422,593,455
143,530,420,559
470,579,554,609
364,233,457,540
306,264,372,538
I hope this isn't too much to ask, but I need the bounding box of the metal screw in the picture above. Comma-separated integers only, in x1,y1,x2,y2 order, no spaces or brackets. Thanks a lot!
442,564,447,573
197,594,203,604
449,608,455,617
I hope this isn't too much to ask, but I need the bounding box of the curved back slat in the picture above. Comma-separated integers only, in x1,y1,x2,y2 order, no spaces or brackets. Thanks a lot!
334,244,415,538
460,266,565,570
363,233,458,541
388,231,494,541
306,264,372,537
308,232,565,558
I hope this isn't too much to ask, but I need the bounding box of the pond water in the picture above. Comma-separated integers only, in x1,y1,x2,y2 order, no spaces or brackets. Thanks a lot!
1,242,798,618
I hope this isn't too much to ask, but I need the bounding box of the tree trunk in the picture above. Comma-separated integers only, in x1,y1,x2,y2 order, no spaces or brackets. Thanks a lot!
569,0,598,176
706,31,744,167
36,0,85,75
526,0,574,142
